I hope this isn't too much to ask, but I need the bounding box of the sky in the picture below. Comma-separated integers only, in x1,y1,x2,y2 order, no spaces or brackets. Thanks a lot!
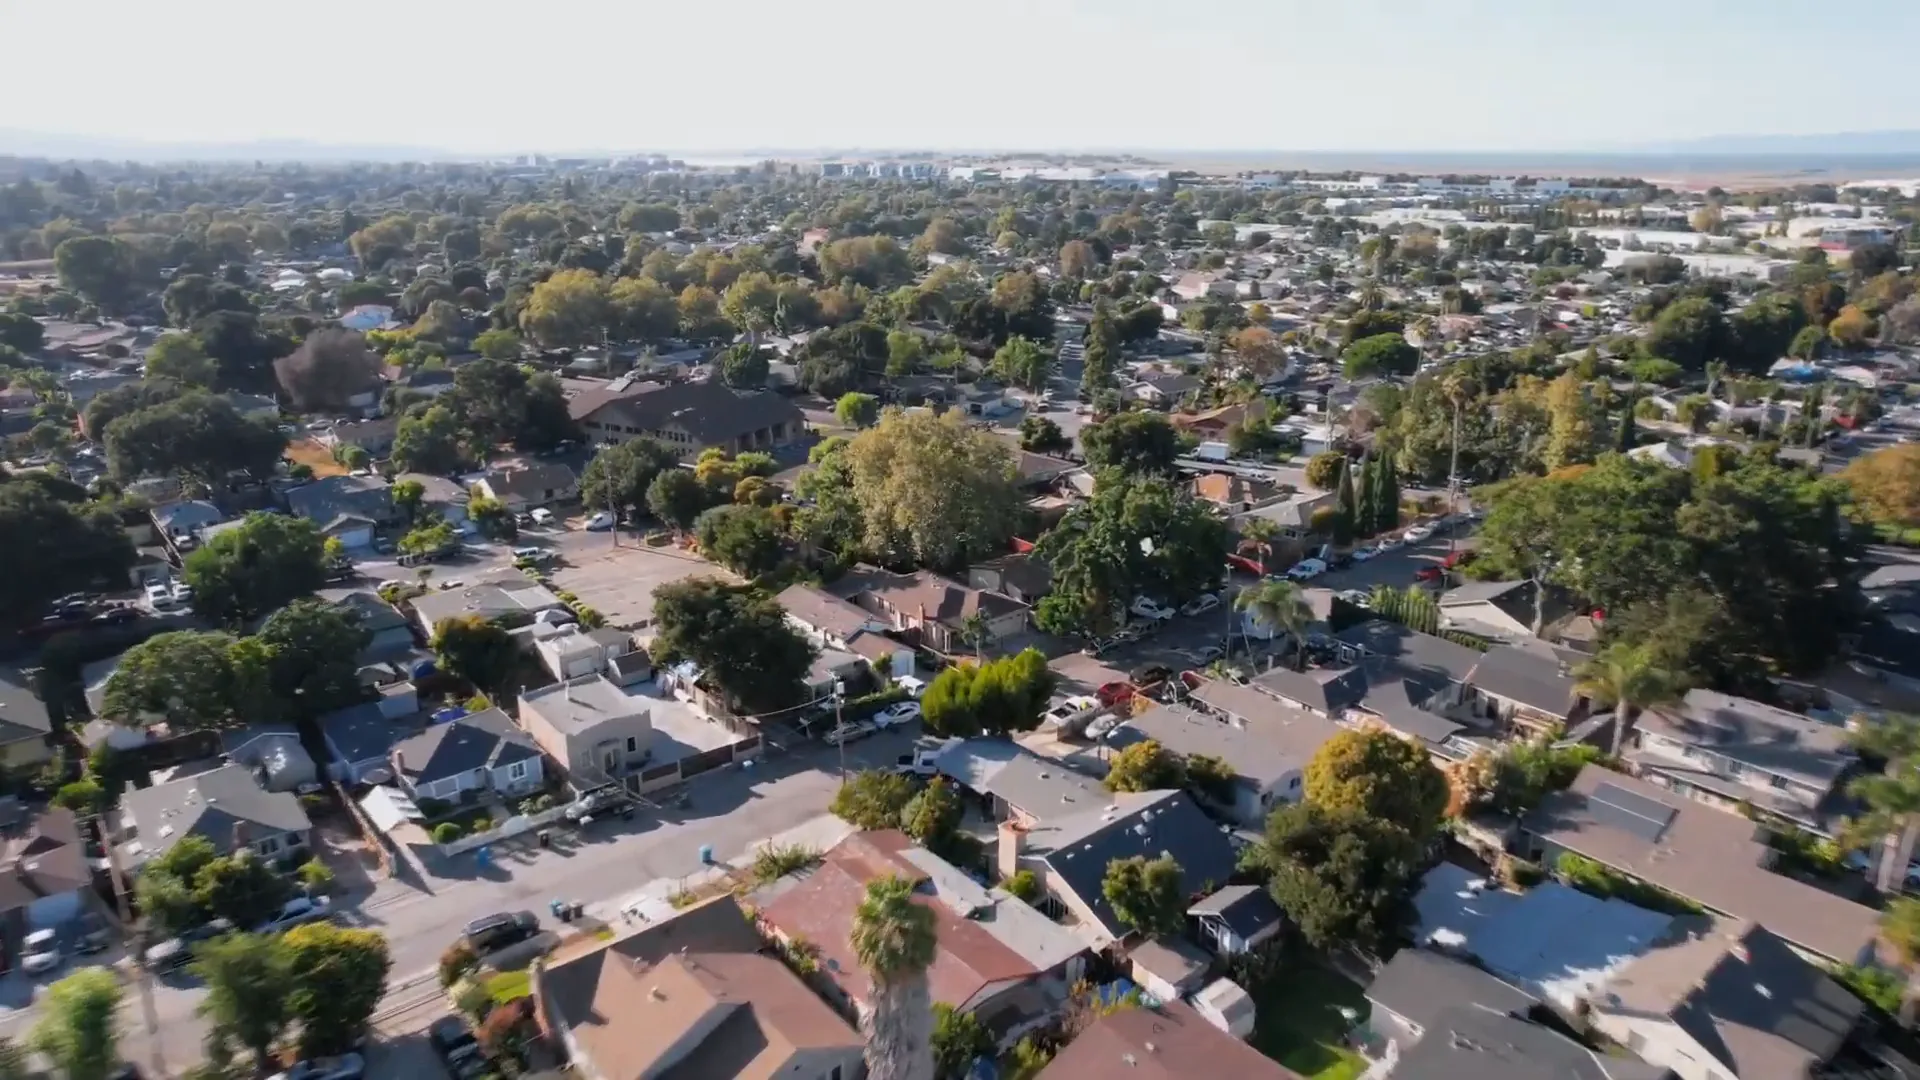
6,0,1919,156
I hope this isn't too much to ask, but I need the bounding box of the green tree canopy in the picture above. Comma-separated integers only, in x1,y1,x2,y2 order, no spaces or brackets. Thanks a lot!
650,578,815,713
579,437,681,519
1303,728,1450,841
184,512,327,626
920,649,1054,738
431,615,520,693
1080,412,1180,477
1101,854,1187,938
1245,802,1421,951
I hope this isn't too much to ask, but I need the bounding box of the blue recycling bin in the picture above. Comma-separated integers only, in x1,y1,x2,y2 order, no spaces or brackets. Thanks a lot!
475,845,492,868
698,844,715,865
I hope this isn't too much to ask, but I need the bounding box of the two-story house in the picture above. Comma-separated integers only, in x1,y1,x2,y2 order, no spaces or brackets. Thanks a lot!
833,566,1029,657
1466,643,1588,737
1627,689,1855,837
1148,683,1342,824
517,676,653,787
776,584,912,680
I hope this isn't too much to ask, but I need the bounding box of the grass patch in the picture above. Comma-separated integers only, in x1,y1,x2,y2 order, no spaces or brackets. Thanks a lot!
1248,959,1370,1080
485,969,531,1005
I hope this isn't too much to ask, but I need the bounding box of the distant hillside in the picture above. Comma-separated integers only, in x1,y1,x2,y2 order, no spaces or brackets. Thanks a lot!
1646,131,1920,156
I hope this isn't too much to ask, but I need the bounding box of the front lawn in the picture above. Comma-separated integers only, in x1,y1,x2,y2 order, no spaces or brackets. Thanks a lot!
1248,958,1371,1080
485,968,531,1004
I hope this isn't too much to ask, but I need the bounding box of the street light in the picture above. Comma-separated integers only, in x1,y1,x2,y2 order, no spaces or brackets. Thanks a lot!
832,678,847,783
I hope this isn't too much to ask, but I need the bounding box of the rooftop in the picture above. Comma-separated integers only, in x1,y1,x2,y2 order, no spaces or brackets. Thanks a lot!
519,676,648,736
121,764,309,861
1036,999,1302,1080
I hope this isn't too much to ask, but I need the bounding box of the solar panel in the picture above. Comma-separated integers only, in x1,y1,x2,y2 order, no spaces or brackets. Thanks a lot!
1590,782,1678,842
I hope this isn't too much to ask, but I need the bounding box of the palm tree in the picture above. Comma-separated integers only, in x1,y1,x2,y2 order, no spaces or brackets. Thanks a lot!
1237,517,1281,575
853,875,938,1080
1235,579,1314,670
1845,713,1920,897
1572,643,1683,758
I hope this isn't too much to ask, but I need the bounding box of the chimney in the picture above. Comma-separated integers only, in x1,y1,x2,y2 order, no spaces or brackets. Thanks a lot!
997,820,1026,882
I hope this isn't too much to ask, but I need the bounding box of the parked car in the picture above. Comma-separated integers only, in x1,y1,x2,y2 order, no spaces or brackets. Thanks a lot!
1441,549,1477,569
894,675,928,698
1336,589,1372,608
823,720,878,746
144,583,178,611
1404,523,1436,543
529,508,555,526
274,1055,366,1080
21,929,60,974
1285,558,1327,581
564,786,629,821
511,546,552,564
1043,696,1102,727
1414,566,1446,583
143,918,236,972
873,702,922,729
1086,713,1123,739
257,896,332,933
1130,663,1173,686
429,1017,486,1080
1375,535,1406,552
1179,593,1221,617
73,912,112,954
1184,645,1225,666
1351,546,1378,562
1130,597,1176,621
584,511,615,531
463,911,540,954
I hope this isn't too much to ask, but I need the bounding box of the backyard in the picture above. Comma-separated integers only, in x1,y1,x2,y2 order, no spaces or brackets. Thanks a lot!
1249,958,1372,1080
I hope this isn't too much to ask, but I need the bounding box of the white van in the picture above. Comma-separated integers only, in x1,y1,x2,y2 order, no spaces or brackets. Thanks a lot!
529,508,555,526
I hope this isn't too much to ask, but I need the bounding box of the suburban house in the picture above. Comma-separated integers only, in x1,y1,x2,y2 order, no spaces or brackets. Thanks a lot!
776,583,913,680
1185,885,1285,957
1465,643,1588,735
151,498,226,553
1128,371,1203,407
1589,921,1866,1080
1193,472,1286,514
1438,579,1551,641
1128,936,1212,1006
1380,990,1660,1080
758,830,1089,1046
834,565,1030,656
1000,789,1239,948
318,417,399,458
517,676,653,786
533,626,637,683
118,764,311,869
933,739,1108,824
1238,664,1371,719
1333,620,1480,708
1365,948,1537,1056
1172,402,1253,440
222,724,319,793
1626,689,1855,836
332,590,416,660
966,553,1053,607
536,893,865,1080
1233,490,1337,542
1122,691,1338,825
285,475,397,548
392,473,470,530
0,669,53,769
567,378,805,460
319,684,426,784
473,461,579,512
1036,999,1302,1080
0,804,93,932
1521,765,1880,964
389,708,546,802
408,576,567,637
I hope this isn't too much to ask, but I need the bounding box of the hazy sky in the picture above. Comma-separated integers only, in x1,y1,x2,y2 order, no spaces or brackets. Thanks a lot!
7,0,1917,154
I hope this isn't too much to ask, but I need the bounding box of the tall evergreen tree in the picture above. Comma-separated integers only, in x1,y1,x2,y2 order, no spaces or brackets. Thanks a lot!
1375,454,1401,534
1616,395,1638,454
1351,453,1375,536
1334,457,1358,537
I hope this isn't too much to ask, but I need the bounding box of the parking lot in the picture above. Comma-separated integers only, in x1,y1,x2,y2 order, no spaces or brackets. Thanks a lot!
543,533,723,629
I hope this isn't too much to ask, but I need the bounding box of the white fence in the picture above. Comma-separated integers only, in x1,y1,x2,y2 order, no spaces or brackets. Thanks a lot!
437,804,574,857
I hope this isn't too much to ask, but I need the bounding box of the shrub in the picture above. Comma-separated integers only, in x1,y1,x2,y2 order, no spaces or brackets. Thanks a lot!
439,940,480,989
1003,869,1040,903
1505,857,1545,888
299,859,335,894
417,797,453,818
752,843,823,884
432,821,465,844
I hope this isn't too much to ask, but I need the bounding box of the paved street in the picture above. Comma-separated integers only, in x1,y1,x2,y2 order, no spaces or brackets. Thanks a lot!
0,728,918,1077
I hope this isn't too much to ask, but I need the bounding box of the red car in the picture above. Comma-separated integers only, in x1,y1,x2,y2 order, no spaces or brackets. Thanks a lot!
1441,549,1477,569
1414,566,1446,583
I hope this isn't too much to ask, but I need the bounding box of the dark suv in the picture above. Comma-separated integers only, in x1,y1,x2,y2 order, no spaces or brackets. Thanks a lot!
462,911,538,954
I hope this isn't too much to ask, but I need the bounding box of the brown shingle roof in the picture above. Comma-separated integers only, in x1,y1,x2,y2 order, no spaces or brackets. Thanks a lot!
0,807,88,912
1037,1000,1303,1080
776,584,876,642
758,830,1039,1012
838,565,1028,628
568,379,803,445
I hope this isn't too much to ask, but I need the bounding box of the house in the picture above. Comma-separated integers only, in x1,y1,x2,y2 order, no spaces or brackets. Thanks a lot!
1187,885,1285,957
1170,272,1237,302
934,739,1108,823
1000,789,1239,947
118,764,311,868
1128,371,1204,407
532,626,635,683
1120,692,1337,825
1240,664,1371,718
222,724,319,793
778,583,889,647
1626,689,1854,836
332,590,415,660
0,804,93,931
1466,643,1588,735
518,676,653,785
607,649,654,688
967,553,1053,607
473,461,578,512
758,830,1088,1046
1384,997,1665,1080
389,708,545,802
1349,671,1481,760
1234,490,1336,541
408,577,566,636
1522,765,1880,964
1036,999,1303,1080
1193,472,1285,514
285,475,396,546
319,417,399,458
835,565,1029,656
1590,921,1866,1080
1171,403,1251,440
151,499,226,553
0,668,53,769
225,392,280,423
568,378,805,460
1334,620,1480,704
1365,948,1537,1054
535,893,864,1080
392,473,470,530
1129,937,1211,1003
319,684,425,784
1438,579,1550,641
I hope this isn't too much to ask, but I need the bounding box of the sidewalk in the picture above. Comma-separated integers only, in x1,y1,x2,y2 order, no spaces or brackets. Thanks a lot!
593,812,856,925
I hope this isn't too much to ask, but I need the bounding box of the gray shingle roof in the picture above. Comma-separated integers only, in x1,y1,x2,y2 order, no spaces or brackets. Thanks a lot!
1027,790,1238,941
1186,885,1283,941
390,708,541,783
1366,949,1536,1036
1468,645,1580,717
1337,620,1483,683
1245,665,1370,714
0,667,51,744
1392,1004,1664,1080
122,764,309,858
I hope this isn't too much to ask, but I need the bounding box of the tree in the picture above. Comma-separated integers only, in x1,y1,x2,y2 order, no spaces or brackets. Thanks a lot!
105,392,286,485
145,333,217,387
1646,297,1726,370
1101,854,1186,938
853,875,938,1080
100,630,264,731
901,777,963,850
473,328,522,361
1574,641,1684,757
618,201,681,232
693,504,785,579
1342,333,1418,379
1847,714,1920,898
820,236,914,291
519,268,609,348
273,329,382,412
1830,304,1876,349
651,578,815,713
258,599,370,714
647,467,709,534
0,477,134,624
1103,739,1187,793
608,275,681,341
391,403,470,475
1235,578,1314,662
1035,477,1230,637
1846,443,1920,527
1882,898,1920,1024
1082,304,1121,397
31,969,122,1080
920,650,1055,738
0,312,46,353
54,235,139,311
719,344,769,389
1058,240,1097,280
1307,726,1448,837
282,923,392,1057
1018,415,1071,455
578,437,680,520
1080,412,1179,477
1248,802,1420,951
1304,451,1346,491
185,512,326,626
831,770,918,830
193,850,293,931
845,410,1019,569
835,392,880,429
194,311,294,392
432,615,520,693
992,335,1053,392
1186,754,1237,806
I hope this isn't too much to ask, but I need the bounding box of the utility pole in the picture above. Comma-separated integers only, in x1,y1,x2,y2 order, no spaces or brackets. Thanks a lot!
102,815,165,1077
832,679,847,784
1447,398,1463,558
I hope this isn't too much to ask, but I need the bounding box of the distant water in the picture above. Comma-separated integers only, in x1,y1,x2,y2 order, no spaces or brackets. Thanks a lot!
1155,149,1920,181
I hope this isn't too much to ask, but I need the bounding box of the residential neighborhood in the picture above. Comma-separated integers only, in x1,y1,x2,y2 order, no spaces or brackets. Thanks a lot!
3,14,1920,1079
